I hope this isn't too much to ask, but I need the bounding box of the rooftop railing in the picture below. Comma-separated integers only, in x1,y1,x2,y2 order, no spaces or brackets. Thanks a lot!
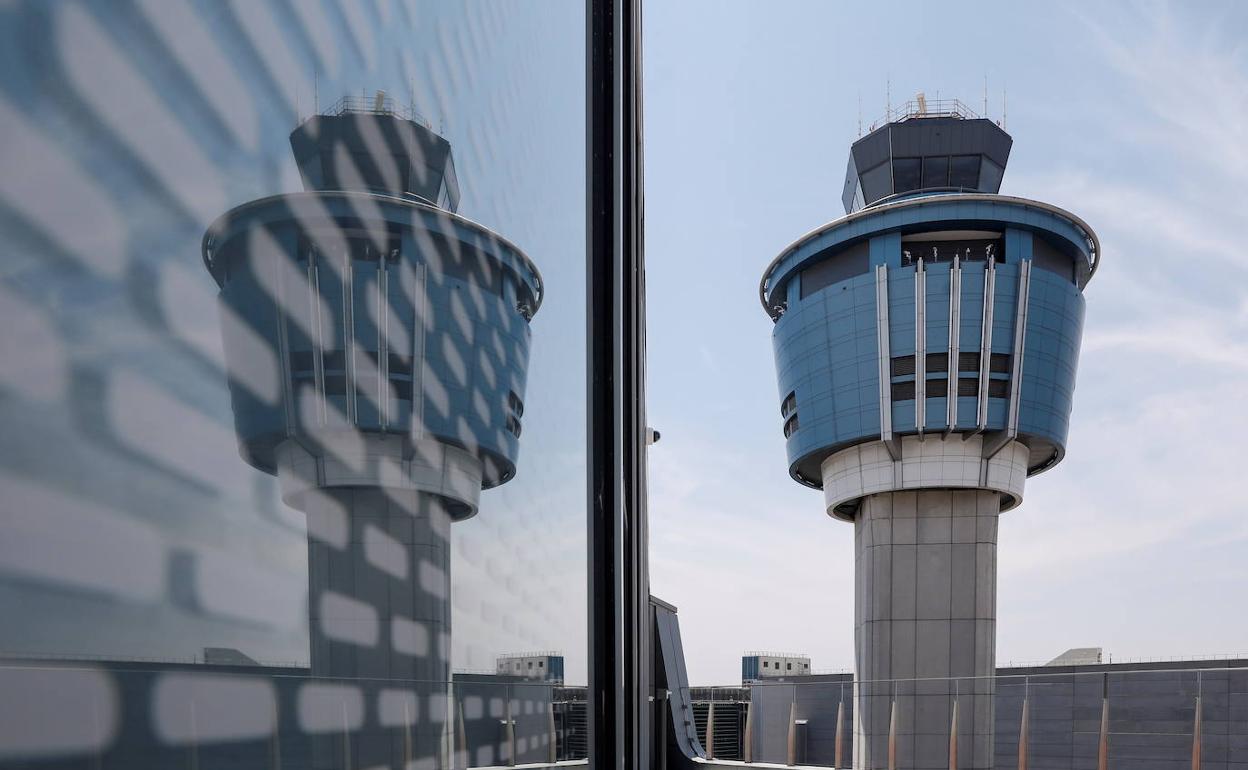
865,97,986,133
324,93,435,131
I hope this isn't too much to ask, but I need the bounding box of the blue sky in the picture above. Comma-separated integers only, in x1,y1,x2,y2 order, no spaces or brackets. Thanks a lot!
644,1,1248,683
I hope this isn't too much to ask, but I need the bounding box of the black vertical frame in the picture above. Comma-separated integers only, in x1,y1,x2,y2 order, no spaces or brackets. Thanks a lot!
587,0,648,768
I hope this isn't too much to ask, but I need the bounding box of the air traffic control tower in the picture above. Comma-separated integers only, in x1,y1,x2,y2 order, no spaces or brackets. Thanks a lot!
759,99,1099,770
202,95,541,769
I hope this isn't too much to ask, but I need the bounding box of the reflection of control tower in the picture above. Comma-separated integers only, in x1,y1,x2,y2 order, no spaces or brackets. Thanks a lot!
202,94,541,768
759,99,1098,770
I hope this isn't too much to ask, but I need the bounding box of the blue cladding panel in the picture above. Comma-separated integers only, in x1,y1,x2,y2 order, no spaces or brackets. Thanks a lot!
220,253,286,453
887,266,916,356
1017,269,1085,453
991,264,1019,354
743,656,759,682
773,271,880,475
870,231,901,268
959,263,986,356
925,265,951,354
925,396,948,432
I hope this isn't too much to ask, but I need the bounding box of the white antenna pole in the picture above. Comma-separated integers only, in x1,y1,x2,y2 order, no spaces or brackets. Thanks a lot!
983,75,988,116
313,69,319,114
857,92,862,137
886,77,891,120
1003,87,1007,130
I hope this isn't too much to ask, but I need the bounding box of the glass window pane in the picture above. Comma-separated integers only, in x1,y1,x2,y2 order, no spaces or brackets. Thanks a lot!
892,157,922,193
859,161,893,202
0,2,587,767
922,155,950,188
950,154,982,189
980,156,1005,191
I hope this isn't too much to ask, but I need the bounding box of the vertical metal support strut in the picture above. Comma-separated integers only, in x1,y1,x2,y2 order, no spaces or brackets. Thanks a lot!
875,265,896,457
272,241,296,438
976,258,996,433
1018,678,1030,770
1097,674,1110,770
309,256,328,426
834,696,845,770
588,1,647,768
1006,260,1031,440
915,259,927,435
946,256,962,432
410,263,428,443
378,259,389,430
343,250,358,424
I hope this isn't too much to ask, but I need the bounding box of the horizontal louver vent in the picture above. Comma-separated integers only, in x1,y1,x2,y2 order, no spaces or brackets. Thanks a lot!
891,356,915,376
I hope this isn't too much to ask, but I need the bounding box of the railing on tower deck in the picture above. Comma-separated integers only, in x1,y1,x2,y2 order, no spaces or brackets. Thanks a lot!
865,97,986,133
324,93,435,131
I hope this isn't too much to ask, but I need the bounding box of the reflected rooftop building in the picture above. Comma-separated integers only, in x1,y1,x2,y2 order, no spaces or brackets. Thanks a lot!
202,92,542,769
759,97,1099,770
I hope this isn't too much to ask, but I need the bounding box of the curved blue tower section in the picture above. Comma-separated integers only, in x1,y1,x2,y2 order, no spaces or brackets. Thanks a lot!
204,103,541,519
762,193,1097,516
759,104,1100,770
202,99,541,770
204,190,541,514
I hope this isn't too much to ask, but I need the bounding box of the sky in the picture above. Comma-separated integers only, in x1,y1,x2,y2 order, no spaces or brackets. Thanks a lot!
644,0,1248,684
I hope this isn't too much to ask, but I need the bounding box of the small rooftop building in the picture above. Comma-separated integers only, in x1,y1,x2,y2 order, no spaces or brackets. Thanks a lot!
497,652,566,683
742,651,812,684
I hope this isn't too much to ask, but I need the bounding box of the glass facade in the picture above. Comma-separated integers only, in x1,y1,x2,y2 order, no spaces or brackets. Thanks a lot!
0,2,588,769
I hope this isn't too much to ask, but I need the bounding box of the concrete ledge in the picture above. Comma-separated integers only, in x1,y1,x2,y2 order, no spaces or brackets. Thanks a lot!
820,435,1027,520
276,434,482,517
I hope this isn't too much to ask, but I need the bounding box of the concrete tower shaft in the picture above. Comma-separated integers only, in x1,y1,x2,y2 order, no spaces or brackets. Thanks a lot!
202,107,541,770
761,115,1099,770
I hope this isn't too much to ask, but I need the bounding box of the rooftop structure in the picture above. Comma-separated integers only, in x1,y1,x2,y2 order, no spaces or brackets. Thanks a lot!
497,652,566,683
842,96,1012,214
201,94,541,769
742,651,812,683
1046,647,1104,666
759,95,1099,770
